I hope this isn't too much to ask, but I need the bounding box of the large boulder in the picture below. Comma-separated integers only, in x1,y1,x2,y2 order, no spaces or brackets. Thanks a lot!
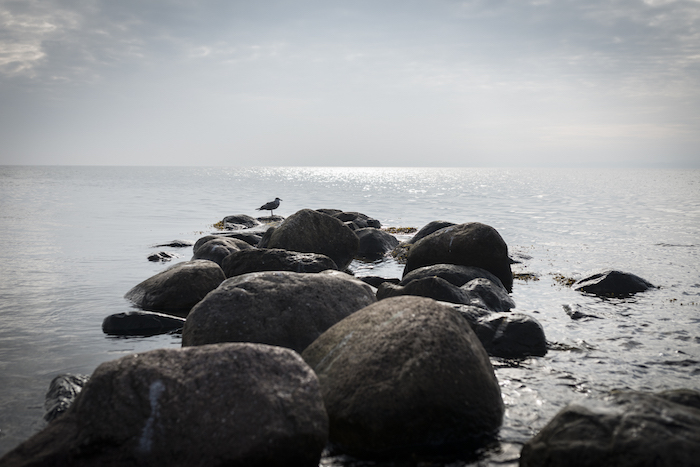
573,270,655,297
102,311,186,336
0,344,328,467
377,277,514,312
124,260,225,316
302,296,504,458
520,389,700,467
472,312,547,358
221,248,338,278
191,236,254,266
264,209,359,270
403,222,513,292
401,264,506,290
182,270,376,353
409,220,456,244
355,228,400,261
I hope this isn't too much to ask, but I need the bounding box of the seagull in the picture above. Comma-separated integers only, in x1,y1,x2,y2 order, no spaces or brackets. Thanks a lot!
257,197,282,215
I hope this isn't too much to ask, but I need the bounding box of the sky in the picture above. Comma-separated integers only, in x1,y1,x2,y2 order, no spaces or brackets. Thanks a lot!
1,0,699,167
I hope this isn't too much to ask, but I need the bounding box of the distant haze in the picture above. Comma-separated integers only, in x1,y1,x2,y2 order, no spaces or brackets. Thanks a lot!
1,0,699,167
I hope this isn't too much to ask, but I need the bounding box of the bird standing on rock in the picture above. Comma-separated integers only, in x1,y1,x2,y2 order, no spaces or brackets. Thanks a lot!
257,197,282,215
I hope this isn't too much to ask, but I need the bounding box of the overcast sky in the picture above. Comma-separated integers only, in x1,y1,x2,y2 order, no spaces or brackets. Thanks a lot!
1,0,698,167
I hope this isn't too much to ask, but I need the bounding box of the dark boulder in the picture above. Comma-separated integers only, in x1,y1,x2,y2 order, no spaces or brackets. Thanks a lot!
222,214,261,229
520,389,700,467
359,276,400,288
264,209,359,270
401,264,506,290
182,270,376,353
1,344,328,467
316,208,343,216
355,228,399,261
44,374,89,422
409,220,456,244
472,312,547,358
403,222,513,292
221,248,338,277
191,237,254,267
124,260,225,317
102,311,186,336
302,296,504,458
333,211,382,229
573,270,655,297
377,277,514,312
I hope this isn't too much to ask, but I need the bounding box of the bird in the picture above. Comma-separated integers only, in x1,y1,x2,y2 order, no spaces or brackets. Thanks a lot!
257,197,282,215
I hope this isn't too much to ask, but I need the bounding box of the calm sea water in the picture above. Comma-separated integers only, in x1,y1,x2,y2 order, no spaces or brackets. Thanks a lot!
1,166,699,464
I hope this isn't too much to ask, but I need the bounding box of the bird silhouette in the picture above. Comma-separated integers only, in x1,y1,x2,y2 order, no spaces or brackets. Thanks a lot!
257,197,282,215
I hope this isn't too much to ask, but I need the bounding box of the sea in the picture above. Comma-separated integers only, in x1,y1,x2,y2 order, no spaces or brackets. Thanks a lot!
1,166,699,465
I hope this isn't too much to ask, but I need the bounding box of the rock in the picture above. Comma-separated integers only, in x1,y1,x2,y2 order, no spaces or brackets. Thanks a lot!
191,237,254,267
562,304,602,320
221,248,338,277
256,214,285,223
182,270,376,353
332,211,382,229
102,311,186,336
222,232,263,247
404,222,513,293
44,374,89,422
264,209,360,270
1,344,328,467
316,208,343,216
401,264,506,290
302,296,504,458
472,313,547,358
377,277,514,312
377,276,473,305
151,240,193,248
461,278,515,312
124,260,226,316
520,389,700,467
408,220,456,244
573,270,655,297
359,276,400,288
221,214,261,229
354,228,399,261
147,251,177,262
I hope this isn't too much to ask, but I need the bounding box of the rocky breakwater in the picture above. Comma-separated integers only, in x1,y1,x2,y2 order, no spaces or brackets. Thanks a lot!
0,344,328,467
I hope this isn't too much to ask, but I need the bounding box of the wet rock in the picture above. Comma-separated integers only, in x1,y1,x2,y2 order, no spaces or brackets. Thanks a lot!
408,220,456,244
359,276,400,288
332,211,382,229
377,277,514,312
44,374,89,422
264,209,360,270
562,304,602,320
102,311,186,336
221,248,338,277
302,296,504,459
182,270,376,353
573,270,655,297
124,260,225,316
221,214,261,230
401,263,506,290
191,236,254,267
316,208,343,216
219,232,263,247
520,389,700,467
151,240,193,248
354,228,399,261
256,214,285,223
2,344,328,467
147,251,177,262
472,313,547,358
403,222,513,292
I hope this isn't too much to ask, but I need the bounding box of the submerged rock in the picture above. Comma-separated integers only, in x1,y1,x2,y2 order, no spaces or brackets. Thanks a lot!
403,222,513,293
302,296,504,459
151,240,193,248
182,270,376,353
124,260,225,316
264,209,360,270
102,311,186,336
147,251,177,262
43,374,89,422
573,270,655,297
520,389,700,467
221,248,338,278
1,344,328,467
